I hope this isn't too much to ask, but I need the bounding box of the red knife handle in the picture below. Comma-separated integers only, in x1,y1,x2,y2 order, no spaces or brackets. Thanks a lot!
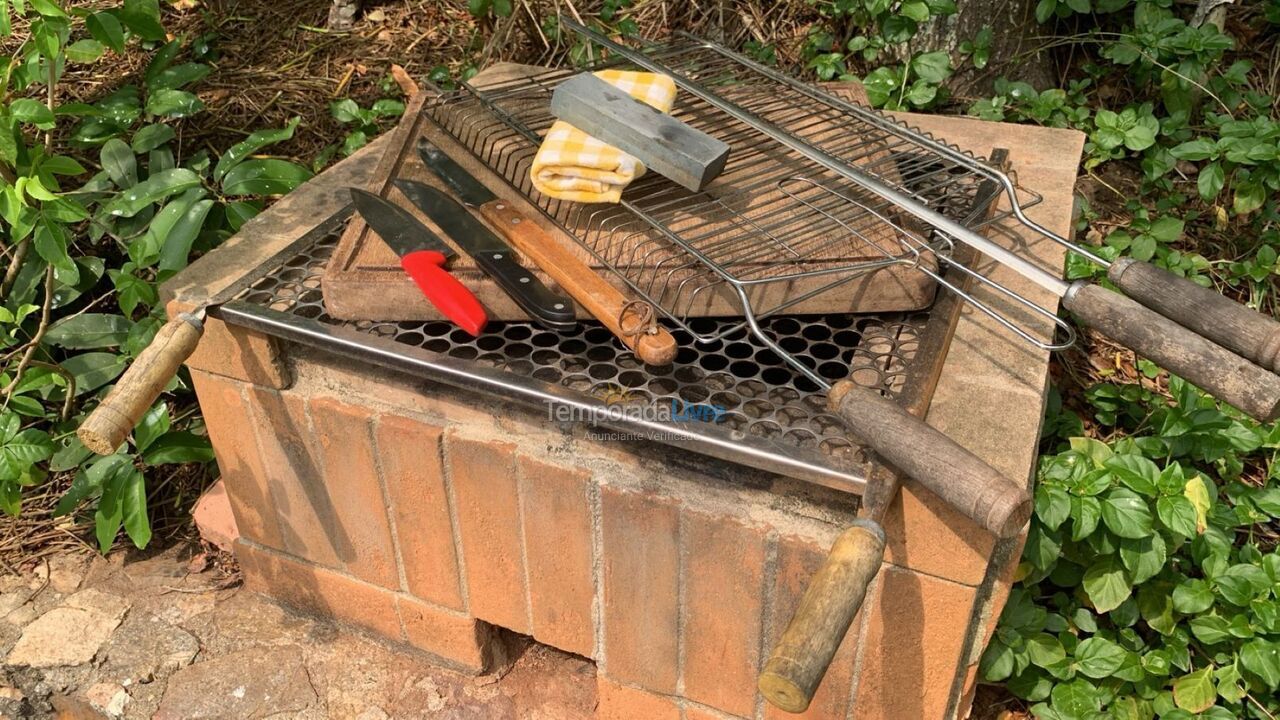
400,250,488,336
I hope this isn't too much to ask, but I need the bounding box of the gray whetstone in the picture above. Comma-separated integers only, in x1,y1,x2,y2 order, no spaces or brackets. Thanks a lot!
550,73,731,192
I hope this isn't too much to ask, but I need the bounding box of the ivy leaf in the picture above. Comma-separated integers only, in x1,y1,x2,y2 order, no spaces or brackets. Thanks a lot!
213,117,300,183
44,313,131,349
1027,633,1067,668
1036,484,1071,529
105,168,202,218
910,51,951,84
899,0,930,22
1070,495,1101,541
980,636,1014,681
120,468,150,549
95,467,124,553
1197,162,1225,200
1170,138,1216,161
86,12,125,53
61,352,128,395
145,89,204,118
1171,667,1215,713
141,431,214,464
1101,488,1153,538
1105,454,1158,496
1172,579,1214,613
156,198,214,272
221,159,313,197
1240,639,1280,689
1049,678,1101,717
1074,637,1126,678
135,402,170,453
1083,556,1131,613
100,138,138,188
120,0,165,41
147,63,210,92
66,39,105,63
1157,494,1198,538
1119,533,1166,584
1184,475,1211,534
131,123,175,154
1189,614,1231,644
34,216,76,275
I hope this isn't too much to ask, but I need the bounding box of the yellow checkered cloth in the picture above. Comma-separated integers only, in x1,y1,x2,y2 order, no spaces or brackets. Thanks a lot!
530,70,677,203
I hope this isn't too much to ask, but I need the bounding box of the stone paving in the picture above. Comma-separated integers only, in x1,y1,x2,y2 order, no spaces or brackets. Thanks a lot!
0,544,596,719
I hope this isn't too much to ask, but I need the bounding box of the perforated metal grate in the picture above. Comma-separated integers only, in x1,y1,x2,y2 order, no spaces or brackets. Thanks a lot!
232,228,929,467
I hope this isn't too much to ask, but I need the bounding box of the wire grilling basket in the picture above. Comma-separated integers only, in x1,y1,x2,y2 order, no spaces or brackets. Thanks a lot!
421,33,1074,389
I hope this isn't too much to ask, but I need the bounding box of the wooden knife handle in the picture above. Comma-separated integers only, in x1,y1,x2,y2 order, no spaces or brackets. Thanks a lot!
478,200,676,366
78,314,205,455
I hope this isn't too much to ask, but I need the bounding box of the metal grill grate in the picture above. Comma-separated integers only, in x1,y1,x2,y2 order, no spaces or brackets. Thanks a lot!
224,225,942,487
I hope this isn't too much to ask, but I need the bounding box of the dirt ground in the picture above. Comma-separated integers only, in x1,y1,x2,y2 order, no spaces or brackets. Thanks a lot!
0,542,598,719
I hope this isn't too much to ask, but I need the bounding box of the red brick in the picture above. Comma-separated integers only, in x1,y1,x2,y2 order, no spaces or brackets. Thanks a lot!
396,595,492,673
170,301,288,388
237,540,402,641
882,481,998,586
851,565,978,719
447,434,530,633
681,511,766,717
597,678,680,720
306,396,399,588
518,454,596,657
763,534,860,720
374,414,463,609
244,387,341,569
684,706,744,720
191,373,283,550
600,486,680,693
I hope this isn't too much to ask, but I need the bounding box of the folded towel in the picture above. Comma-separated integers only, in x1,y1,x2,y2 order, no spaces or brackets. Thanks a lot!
530,70,677,203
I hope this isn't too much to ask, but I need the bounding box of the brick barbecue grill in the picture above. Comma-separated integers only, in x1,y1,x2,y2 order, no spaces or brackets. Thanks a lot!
157,81,1085,718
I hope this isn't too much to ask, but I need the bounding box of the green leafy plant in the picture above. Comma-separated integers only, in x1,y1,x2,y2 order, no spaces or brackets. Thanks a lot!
0,0,314,551
797,0,989,111
325,95,405,160
983,377,1280,719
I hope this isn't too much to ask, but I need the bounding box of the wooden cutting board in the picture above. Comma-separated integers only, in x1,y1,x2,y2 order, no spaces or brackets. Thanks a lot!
321,64,938,322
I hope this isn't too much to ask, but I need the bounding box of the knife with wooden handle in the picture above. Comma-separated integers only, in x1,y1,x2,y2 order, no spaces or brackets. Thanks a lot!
418,139,677,366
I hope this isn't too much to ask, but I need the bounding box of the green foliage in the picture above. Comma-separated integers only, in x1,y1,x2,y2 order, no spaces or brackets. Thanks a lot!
0,1,311,550
324,95,405,162
785,0,1280,716
798,0,986,110
984,377,1280,719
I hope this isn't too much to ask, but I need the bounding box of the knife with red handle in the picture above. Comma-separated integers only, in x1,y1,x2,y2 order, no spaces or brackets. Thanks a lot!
350,188,487,336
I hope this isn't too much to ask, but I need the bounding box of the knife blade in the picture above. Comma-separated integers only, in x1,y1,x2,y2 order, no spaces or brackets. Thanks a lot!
416,139,677,366
417,139,500,207
393,179,576,332
350,188,488,336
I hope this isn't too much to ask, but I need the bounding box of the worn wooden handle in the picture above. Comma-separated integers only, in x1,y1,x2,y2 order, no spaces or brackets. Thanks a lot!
1064,282,1280,422
478,199,677,366
759,520,885,714
828,381,1032,538
1109,258,1280,374
77,314,204,455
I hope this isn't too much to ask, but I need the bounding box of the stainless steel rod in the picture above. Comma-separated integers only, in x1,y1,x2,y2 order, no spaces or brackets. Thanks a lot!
562,18,1074,299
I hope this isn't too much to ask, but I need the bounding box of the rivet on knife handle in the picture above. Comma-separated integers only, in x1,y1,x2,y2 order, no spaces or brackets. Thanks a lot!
477,200,677,366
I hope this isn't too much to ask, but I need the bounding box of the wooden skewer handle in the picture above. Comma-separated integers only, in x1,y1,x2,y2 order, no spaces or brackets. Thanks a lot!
759,520,885,714
77,314,205,455
1109,258,1280,374
478,200,677,366
1064,281,1280,422
827,381,1032,538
